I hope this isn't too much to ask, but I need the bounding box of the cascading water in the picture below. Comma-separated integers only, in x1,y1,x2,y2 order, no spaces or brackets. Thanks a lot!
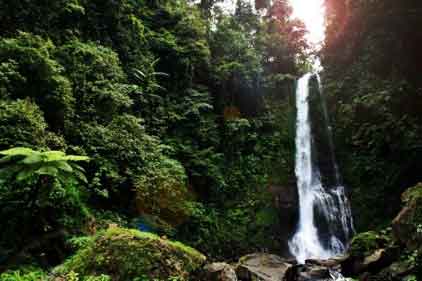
288,73,354,264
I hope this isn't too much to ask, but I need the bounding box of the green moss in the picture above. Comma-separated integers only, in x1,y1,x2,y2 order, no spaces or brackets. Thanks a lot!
393,184,422,251
350,231,383,257
0,267,47,281
53,226,206,281
402,183,422,203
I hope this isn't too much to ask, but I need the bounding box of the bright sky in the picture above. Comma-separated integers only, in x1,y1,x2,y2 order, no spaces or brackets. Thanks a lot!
218,0,326,46
290,0,326,45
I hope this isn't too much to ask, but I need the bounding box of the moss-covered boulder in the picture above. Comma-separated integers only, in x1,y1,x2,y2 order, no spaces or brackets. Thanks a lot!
342,230,398,276
52,226,206,281
349,231,385,257
392,183,422,251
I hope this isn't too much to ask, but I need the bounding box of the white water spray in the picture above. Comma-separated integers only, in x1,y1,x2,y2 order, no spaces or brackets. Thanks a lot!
288,73,354,264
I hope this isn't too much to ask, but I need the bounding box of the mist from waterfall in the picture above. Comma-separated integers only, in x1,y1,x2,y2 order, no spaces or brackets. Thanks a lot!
288,73,354,264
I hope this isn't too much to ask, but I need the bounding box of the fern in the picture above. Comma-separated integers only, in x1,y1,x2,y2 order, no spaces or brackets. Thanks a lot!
0,147,89,184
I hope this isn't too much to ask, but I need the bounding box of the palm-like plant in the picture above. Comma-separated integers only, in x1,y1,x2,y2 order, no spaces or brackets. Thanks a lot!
0,147,89,209
131,59,169,131
132,58,170,92
0,147,89,184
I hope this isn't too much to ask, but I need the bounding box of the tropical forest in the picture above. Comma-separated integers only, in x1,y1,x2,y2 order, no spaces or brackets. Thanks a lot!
0,0,421,280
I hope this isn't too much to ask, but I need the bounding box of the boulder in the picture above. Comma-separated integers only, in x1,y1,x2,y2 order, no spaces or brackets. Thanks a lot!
392,183,422,251
341,229,400,276
236,253,293,281
341,246,400,276
355,260,416,281
379,261,414,280
203,263,238,281
289,264,331,281
362,248,398,271
268,184,299,257
51,226,206,281
348,231,383,257
306,256,347,270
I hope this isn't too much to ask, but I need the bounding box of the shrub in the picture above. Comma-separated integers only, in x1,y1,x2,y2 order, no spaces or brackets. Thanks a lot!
350,231,385,257
0,99,47,150
0,32,73,131
0,267,47,281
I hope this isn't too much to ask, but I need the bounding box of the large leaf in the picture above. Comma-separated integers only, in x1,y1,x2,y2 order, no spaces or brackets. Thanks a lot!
35,166,59,177
0,147,35,156
22,153,43,164
43,151,67,162
133,68,146,78
1,147,89,185
73,169,88,183
55,161,74,172
63,155,90,162
71,163,86,173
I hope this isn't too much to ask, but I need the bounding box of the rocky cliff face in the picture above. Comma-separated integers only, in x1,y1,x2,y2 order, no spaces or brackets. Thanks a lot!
308,76,340,189
339,183,422,280
392,183,422,251
268,184,299,258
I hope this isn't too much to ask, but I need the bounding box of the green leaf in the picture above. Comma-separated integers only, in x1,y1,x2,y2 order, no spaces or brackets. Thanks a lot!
22,153,43,164
152,72,170,77
16,168,34,181
35,166,59,177
56,161,74,172
71,163,86,173
73,170,88,183
63,155,90,162
0,147,34,156
133,69,146,78
43,151,66,161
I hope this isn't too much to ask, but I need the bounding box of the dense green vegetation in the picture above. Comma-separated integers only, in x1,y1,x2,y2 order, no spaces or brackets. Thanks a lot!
322,1,422,279
323,0,422,231
2,0,422,279
0,0,307,278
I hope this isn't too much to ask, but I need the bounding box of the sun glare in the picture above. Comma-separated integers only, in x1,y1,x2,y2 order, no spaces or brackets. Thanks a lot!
217,0,326,46
290,0,326,46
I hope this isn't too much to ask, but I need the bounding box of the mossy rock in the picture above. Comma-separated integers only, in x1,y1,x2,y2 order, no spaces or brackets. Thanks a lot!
349,231,386,257
402,183,422,204
393,183,422,251
52,226,206,281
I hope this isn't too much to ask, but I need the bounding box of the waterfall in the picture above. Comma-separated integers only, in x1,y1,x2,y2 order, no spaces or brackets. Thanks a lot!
288,73,354,264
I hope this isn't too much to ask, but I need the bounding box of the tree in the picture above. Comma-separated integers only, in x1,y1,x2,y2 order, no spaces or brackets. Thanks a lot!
197,0,224,20
0,100,48,150
0,32,74,131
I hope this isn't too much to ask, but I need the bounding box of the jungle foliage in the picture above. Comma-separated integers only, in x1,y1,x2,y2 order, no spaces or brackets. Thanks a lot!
0,0,307,276
323,0,422,230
